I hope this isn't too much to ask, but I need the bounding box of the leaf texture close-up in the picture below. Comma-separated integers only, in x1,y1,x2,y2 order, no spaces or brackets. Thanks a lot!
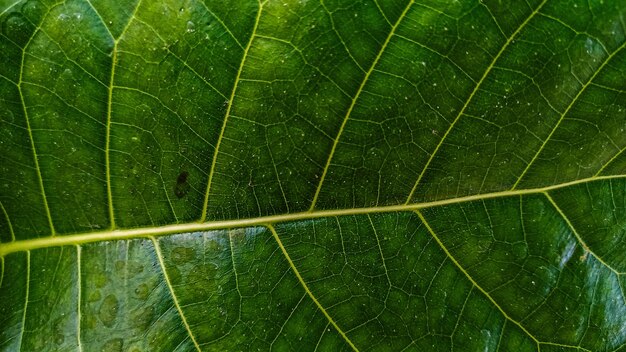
1,0,626,351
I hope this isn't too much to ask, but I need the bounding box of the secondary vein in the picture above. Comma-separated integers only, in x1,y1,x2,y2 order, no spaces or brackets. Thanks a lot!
104,0,143,230
200,0,264,222
512,40,626,188
267,224,359,351
404,0,549,203
309,0,416,211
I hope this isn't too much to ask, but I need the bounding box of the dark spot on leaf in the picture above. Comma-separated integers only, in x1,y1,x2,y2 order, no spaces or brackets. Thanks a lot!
54,333,64,345
177,171,188,183
127,260,144,277
171,246,195,265
174,171,190,198
132,306,155,329
99,294,119,327
2,13,32,46
88,290,101,302
102,338,123,352
94,272,107,288
134,283,150,300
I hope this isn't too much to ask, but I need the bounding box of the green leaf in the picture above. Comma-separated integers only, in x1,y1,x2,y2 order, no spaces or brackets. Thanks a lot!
1,0,625,350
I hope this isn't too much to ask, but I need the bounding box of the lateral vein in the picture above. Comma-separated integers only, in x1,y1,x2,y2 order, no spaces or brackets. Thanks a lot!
104,0,143,230
151,237,202,351
200,1,264,222
267,224,359,351
310,0,415,211
512,40,626,189
405,0,549,203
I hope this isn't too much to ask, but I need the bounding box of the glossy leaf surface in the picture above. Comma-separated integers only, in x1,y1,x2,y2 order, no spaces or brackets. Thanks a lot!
1,0,626,351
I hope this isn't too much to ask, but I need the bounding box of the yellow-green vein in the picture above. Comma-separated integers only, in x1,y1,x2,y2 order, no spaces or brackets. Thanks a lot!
228,230,243,322
544,192,623,275
418,210,593,351
17,251,30,351
367,214,392,291
201,0,264,222
1,174,624,257
196,2,244,49
315,322,332,351
84,0,114,40
104,0,143,229
372,0,391,26
319,0,367,72
416,210,537,349
310,0,415,211
151,237,202,352
495,320,507,351
267,224,359,351
270,293,307,349
512,40,626,189
17,4,59,236
0,201,15,242
76,245,83,352
405,0,549,203
596,139,626,177
451,285,474,348
0,0,21,16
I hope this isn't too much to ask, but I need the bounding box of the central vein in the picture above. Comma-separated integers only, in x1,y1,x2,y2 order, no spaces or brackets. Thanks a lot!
1,174,622,256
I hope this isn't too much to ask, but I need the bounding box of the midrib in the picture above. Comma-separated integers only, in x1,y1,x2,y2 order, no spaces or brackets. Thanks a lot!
1,174,623,256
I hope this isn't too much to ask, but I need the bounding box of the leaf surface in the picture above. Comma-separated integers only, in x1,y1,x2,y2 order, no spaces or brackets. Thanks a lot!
1,0,626,351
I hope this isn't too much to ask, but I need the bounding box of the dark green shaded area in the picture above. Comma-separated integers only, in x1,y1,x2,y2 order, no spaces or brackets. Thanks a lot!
0,252,28,351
